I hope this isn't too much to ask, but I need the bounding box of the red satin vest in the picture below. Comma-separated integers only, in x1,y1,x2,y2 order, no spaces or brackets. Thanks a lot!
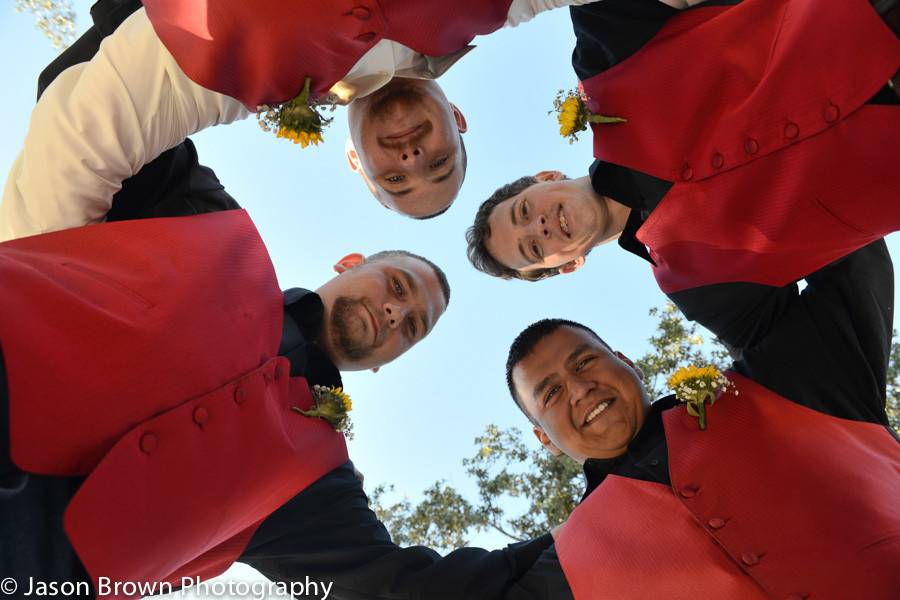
142,0,513,107
555,372,900,599
0,211,349,598
580,0,900,293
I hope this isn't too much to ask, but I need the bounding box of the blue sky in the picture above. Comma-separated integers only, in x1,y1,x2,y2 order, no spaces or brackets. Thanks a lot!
4,1,900,593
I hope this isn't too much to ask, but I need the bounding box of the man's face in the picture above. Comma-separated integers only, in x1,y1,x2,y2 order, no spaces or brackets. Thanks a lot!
512,326,650,463
316,254,447,371
484,178,605,275
348,79,467,218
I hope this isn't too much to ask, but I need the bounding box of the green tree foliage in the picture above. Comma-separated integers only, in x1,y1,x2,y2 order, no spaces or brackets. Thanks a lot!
15,0,77,49
885,330,900,433
372,304,900,553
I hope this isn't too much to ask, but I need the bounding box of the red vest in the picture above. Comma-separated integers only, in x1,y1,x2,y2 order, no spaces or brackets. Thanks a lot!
142,0,513,107
581,0,900,293
556,372,900,599
0,211,348,598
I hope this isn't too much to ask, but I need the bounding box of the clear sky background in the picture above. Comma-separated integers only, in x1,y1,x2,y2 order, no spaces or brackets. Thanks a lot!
3,2,899,597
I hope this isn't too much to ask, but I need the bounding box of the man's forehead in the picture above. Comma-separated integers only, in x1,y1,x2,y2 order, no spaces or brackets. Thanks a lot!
385,175,462,217
515,327,603,379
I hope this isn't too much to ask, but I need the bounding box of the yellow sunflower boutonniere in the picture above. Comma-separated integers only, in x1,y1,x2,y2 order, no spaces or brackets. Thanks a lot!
292,385,354,439
551,88,626,144
667,365,736,431
257,77,335,149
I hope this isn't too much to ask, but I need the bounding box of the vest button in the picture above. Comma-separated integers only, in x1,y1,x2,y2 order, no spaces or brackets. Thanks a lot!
679,486,698,498
824,104,840,123
784,122,799,140
681,165,693,181
744,138,759,155
351,6,372,20
192,407,209,426
234,387,248,405
711,152,724,169
741,552,760,566
139,433,158,454
707,517,726,529
274,364,285,381
355,32,377,43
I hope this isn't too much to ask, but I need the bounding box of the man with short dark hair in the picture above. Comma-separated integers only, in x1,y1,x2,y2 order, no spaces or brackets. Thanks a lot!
467,0,900,327
499,240,900,599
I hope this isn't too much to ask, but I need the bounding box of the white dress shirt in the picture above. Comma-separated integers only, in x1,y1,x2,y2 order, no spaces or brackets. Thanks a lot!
1,0,695,241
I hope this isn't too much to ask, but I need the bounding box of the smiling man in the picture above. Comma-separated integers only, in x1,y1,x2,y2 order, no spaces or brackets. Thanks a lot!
0,0,602,233
345,79,468,219
467,0,900,318
501,240,900,599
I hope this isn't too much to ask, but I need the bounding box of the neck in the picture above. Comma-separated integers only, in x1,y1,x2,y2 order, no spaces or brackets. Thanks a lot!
573,176,631,248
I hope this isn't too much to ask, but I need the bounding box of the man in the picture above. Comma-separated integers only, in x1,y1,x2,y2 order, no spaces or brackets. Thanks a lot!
467,0,900,323
0,0,598,231
501,240,900,599
0,211,557,598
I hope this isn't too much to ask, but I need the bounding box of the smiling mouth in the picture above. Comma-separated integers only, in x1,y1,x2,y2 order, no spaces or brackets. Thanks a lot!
384,123,425,140
584,398,614,426
558,205,572,238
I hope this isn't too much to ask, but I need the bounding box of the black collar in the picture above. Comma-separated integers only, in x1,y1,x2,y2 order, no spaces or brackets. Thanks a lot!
589,159,673,265
280,288,342,389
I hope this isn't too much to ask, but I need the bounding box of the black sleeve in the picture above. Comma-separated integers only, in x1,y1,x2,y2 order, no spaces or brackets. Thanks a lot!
503,545,573,600
570,0,677,80
241,462,554,600
727,240,893,426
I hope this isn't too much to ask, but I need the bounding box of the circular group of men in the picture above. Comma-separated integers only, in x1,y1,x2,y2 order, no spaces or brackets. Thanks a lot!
1,0,898,599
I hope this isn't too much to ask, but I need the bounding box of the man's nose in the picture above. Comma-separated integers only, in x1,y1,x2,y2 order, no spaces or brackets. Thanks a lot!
568,378,592,406
399,145,424,164
384,301,409,328
530,214,551,239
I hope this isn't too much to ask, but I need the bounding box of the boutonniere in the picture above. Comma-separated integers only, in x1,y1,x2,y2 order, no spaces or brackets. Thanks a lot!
667,365,736,430
292,385,354,439
552,88,626,144
257,77,336,149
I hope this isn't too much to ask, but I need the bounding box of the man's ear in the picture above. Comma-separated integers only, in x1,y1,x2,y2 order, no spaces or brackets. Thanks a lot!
615,351,644,381
558,256,586,275
450,103,468,133
533,426,562,457
333,253,366,274
534,170,566,182
345,138,362,173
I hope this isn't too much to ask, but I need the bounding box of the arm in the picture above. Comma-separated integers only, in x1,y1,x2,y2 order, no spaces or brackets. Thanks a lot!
241,462,554,600
0,8,248,241
503,545,574,600
730,239,894,425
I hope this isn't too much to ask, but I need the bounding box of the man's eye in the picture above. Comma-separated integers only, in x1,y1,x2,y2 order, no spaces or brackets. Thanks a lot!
386,174,405,184
544,385,560,406
522,200,529,218
430,156,448,169
575,357,594,372
392,277,404,297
